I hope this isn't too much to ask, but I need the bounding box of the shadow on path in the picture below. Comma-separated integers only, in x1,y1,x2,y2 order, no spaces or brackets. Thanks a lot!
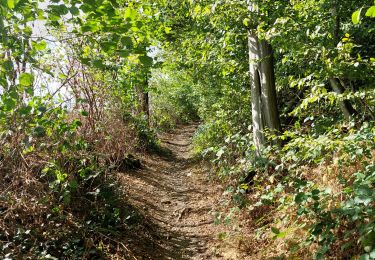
117,123,223,259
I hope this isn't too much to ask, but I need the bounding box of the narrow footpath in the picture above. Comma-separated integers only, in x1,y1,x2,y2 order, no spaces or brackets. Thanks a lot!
118,124,226,259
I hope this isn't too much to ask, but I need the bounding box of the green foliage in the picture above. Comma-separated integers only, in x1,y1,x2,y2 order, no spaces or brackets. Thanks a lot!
247,122,375,258
150,67,199,130
353,4,375,24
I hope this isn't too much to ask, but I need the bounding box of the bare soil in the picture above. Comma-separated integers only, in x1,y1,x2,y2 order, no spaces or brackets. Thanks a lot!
117,123,229,259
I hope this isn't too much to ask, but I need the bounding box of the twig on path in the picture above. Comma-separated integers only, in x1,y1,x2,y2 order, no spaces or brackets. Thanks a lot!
96,230,138,260
177,207,187,221
177,220,214,228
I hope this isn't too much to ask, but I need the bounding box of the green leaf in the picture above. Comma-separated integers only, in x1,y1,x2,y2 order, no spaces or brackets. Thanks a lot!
352,9,362,24
3,98,16,111
58,73,67,79
239,183,248,191
19,73,34,86
139,55,153,67
48,4,69,16
72,119,82,128
4,59,13,72
70,6,80,16
359,254,370,260
80,4,93,13
25,86,34,96
81,21,99,33
118,50,129,58
38,106,47,113
165,27,172,34
80,110,89,116
19,106,32,115
364,246,373,253
295,192,308,204
136,21,143,29
121,36,133,48
218,232,227,240
100,41,115,52
69,179,78,189
365,6,375,18
63,192,71,204
33,126,46,138
243,18,250,27
271,227,280,234
7,0,15,9
93,59,105,69
124,8,137,20
276,232,287,239
33,40,47,51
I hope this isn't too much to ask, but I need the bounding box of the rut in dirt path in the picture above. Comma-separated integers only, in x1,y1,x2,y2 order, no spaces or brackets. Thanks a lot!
119,123,223,259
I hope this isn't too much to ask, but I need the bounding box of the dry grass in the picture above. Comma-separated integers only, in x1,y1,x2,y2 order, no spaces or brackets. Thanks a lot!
0,100,143,258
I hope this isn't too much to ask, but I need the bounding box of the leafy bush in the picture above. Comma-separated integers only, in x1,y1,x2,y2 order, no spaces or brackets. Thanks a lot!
250,122,375,258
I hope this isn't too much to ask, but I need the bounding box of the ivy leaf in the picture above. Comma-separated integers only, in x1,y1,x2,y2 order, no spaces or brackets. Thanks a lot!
19,73,34,86
352,9,362,24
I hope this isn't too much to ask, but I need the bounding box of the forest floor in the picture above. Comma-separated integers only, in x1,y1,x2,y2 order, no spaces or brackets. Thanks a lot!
117,123,238,259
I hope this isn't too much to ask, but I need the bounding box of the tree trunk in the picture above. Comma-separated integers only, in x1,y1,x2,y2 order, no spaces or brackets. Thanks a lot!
141,91,150,124
259,40,281,133
248,30,264,153
329,78,357,119
248,32,281,154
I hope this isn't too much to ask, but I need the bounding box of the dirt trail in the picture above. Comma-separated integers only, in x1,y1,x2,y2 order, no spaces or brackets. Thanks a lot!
119,123,225,259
